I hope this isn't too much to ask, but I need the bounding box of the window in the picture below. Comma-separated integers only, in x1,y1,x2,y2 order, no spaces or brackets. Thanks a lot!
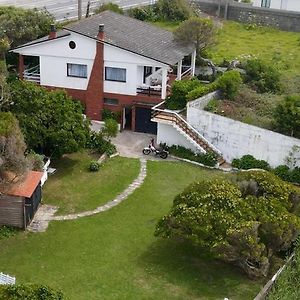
104,98,119,106
69,41,76,49
261,0,271,8
105,67,126,82
67,63,87,78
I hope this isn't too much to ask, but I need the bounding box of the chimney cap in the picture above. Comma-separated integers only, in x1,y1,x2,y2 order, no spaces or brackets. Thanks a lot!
99,24,104,33
50,24,56,32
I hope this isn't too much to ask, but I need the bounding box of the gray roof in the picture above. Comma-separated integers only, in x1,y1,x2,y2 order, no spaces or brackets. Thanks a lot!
65,11,194,65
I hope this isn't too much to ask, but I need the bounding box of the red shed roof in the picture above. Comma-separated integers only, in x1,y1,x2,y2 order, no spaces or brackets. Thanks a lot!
7,171,43,198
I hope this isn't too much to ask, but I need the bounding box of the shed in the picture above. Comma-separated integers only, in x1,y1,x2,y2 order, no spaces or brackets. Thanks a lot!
0,171,43,229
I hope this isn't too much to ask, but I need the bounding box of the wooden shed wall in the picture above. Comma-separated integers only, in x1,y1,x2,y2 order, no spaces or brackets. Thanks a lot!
0,195,24,228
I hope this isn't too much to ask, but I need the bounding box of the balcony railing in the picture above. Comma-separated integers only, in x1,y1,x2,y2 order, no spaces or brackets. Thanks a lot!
23,65,40,83
137,86,161,97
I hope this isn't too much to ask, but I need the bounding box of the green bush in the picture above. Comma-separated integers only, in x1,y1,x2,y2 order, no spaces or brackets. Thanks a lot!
169,145,218,167
0,284,64,299
244,59,281,93
204,98,219,112
165,79,201,109
128,6,157,21
273,95,300,138
94,2,123,14
155,0,192,21
102,118,118,139
89,160,100,172
0,226,18,240
105,143,117,157
102,108,120,122
215,70,242,100
273,165,291,182
186,84,214,101
232,154,270,170
156,171,300,278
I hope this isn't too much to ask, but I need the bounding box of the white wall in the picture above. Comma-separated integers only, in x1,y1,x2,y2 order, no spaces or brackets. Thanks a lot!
187,105,300,167
103,43,167,96
157,123,199,152
15,33,96,90
252,0,300,11
14,32,169,95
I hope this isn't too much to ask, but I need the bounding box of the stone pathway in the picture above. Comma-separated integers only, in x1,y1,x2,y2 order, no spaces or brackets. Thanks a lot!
27,159,147,232
27,205,58,232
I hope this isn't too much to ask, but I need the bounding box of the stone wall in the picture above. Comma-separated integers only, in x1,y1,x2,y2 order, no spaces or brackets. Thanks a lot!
191,0,300,32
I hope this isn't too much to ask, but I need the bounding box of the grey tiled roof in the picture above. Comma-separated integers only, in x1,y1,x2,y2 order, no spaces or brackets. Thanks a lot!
65,11,194,65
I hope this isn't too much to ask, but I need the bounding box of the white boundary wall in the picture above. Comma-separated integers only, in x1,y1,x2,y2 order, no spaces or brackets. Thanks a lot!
187,94,300,167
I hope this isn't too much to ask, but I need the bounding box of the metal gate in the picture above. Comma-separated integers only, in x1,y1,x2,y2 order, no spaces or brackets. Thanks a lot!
135,107,157,134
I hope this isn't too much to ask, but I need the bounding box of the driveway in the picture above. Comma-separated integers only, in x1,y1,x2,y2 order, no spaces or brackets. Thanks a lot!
112,130,156,159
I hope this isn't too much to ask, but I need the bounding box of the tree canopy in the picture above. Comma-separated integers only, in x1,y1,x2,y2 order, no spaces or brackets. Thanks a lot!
155,171,300,278
0,111,27,185
0,6,55,48
274,95,300,138
9,80,90,157
174,16,216,57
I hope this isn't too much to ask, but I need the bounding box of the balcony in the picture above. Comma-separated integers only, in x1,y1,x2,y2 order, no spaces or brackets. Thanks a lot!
23,65,40,83
136,85,162,97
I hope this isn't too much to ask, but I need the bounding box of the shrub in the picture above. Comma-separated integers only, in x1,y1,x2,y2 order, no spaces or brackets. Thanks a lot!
0,226,18,240
94,2,123,14
169,145,218,167
215,70,242,100
165,79,201,109
232,155,270,170
0,284,64,299
155,0,192,21
186,84,214,101
128,6,157,21
156,172,300,278
89,161,100,172
273,95,300,138
87,131,105,150
102,118,118,139
102,108,120,122
273,165,291,182
204,98,219,112
244,59,281,93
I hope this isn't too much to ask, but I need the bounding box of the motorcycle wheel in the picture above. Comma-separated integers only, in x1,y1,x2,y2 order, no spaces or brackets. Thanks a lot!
160,151,168,159
143,149,151,155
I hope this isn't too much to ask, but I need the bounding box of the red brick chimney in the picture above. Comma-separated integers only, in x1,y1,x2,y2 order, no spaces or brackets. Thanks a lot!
97,24,105,41
49,24,56,39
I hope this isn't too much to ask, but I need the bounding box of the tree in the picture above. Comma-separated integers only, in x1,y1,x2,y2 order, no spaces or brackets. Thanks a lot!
274,95,300,138
174,17,216,59
0,6,55,48
9,80,91,158
155,0,192,21
94,2,124,15
155,171,300,278
0,112,27,186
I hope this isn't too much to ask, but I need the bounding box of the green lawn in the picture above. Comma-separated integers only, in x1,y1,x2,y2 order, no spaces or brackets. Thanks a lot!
43,151,140,214
0,160,263,299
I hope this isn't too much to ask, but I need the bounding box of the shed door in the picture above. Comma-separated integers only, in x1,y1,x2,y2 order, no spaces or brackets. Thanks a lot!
25,184,42,226
135,107,157,134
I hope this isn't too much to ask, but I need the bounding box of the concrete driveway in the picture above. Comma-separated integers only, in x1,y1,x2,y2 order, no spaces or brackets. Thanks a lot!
112,130,156,159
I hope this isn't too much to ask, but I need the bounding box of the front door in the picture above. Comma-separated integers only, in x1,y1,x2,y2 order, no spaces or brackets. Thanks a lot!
135,107,157,134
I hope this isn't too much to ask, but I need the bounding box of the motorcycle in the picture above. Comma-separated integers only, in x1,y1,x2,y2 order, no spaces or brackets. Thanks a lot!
143,138,169,159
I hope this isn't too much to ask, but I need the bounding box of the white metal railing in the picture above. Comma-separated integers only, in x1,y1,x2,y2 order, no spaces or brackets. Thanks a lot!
23,65,40,83
0,272,16,285
152,101,223,156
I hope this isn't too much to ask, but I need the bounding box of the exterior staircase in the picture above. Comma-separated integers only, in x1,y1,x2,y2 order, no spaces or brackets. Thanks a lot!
151,102,226,166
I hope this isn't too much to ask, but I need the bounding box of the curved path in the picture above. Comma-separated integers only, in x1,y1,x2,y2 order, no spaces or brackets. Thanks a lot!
27,158,147,232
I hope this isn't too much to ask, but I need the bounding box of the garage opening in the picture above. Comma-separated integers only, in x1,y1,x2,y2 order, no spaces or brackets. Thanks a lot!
135,106,157,134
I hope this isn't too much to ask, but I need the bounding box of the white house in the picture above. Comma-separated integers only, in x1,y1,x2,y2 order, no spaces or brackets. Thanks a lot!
252,0,300,11
12,11,196,134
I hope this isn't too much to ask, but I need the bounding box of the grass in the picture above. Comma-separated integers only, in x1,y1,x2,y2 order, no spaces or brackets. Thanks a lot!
43,151,140,214
0,160,263,299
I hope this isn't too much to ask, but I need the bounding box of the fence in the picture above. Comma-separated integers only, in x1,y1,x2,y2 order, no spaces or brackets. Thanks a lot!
0,272,16,285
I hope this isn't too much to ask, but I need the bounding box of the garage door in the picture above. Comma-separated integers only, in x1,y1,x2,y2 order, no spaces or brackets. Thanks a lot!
135,107,157,134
